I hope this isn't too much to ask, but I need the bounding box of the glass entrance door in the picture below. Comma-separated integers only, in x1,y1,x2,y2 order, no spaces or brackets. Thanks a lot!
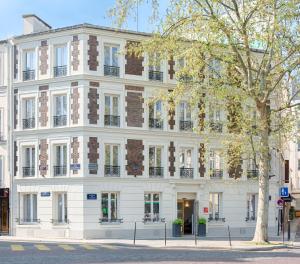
177,199,195,235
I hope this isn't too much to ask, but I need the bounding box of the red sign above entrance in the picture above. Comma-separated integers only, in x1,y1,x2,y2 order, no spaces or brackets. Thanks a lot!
203,207,209,214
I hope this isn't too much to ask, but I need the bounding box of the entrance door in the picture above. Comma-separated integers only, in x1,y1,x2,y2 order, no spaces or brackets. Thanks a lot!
0,198,9,233
177,199,194,235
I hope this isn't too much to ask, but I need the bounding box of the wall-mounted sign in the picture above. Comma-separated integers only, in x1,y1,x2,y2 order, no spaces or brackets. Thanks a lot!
280,187,289,197
203,207,209,214
41,192,51,197
70,163,80,171
39,165,48,171
277,198,284,208
87,194,97,200
88,163,98,170
295,211,300,218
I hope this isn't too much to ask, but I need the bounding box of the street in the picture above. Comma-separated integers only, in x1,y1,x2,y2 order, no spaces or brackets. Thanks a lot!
0,241,300,264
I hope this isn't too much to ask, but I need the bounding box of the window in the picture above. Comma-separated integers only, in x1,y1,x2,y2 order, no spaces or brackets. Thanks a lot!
0,156,3,186
149,146,163,178
54,46,67,77
179,148,193,178
23,98,35,129
101,192,119,222
104,95,120,126
209,105,222,132
23,147,35,177
0,108,4,140
179,102,193,130
104,45,119,76
298,159,300,171
54,145,67,176
149,101,163,129
104,144,120,177
54,193,68,224
209,58,221,79
298,139,300,151
209,193,223,221
23,50,35,81
144,193,160,222
247,155,259,178
53,95,67,127
246,194,257,221
149,53,163,81
22,193,37,223
209,150,223,178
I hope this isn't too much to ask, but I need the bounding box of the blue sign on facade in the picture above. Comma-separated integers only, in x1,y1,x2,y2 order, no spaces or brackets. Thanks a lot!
70,163,81,171
280,187,289,197
41,192,51,197
87,194,97,200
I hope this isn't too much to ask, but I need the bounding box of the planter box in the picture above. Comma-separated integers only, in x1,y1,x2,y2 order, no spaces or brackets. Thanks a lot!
197,223,206,237
172,223,182,237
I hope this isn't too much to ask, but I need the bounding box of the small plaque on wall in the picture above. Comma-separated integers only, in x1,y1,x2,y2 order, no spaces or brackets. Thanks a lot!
87,194,97,200
41,192,51,197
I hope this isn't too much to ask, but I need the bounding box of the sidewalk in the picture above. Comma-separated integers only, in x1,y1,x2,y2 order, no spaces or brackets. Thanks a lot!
0,235,293,251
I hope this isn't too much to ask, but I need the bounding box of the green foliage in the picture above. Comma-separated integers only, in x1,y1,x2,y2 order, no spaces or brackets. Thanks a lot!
198,217,206,225
173,218,183,225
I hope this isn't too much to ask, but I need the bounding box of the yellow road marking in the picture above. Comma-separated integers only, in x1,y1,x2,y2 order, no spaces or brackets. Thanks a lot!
100,244,116,250
58,244,75,251
35,244,50,251
11,245,24,251
80,244,96,250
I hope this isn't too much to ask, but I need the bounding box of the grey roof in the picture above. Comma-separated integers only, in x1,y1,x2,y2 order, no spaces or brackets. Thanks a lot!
0,40,8,44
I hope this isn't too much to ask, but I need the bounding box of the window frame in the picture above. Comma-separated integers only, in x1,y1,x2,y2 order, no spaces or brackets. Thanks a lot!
104,45,119,67
246,193,258,221
144,192,161,223
21,193,38,224
54,45,68,67
209,192,222,220
179,147,193,168
179,101,192,121
53,192,68,225
101,192,119,222
24,50,36,71
105,144,120,166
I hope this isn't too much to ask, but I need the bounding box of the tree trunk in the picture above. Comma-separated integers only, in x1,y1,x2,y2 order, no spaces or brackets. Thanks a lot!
252,103,270,243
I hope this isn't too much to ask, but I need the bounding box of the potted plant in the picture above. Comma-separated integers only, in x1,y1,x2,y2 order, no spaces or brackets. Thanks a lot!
289,206,296,220
172,218,183,237
198,217,207,237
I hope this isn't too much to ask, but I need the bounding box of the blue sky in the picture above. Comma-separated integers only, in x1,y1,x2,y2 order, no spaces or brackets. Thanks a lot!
0,0,169,40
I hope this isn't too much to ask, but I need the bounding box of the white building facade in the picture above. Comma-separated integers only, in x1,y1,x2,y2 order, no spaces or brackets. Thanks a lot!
2,15,285,239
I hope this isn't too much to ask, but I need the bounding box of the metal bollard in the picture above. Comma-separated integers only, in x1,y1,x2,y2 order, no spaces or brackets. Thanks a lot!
227,225,232,247
133,221,137,245
164,222,167,246
288,220,291,241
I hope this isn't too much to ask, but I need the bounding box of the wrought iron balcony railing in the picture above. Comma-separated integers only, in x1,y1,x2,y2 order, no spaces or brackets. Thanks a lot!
149,118,163,129
0,134,5,142
245,216,256,222
180,120,193,131
210,122,223,133
53,165,67,176
99,218,123,224
208,215,226,222
104,65,120,77
210,169,223,179
149,166,164,178
23,70,35,81
149,70,163,81
22,166,35,177
51,219,70,225
23,118,35,129
180,167,194,179
104,115,120,127
53,65,67,77
247,169,259,179
53,115,67,127
104,165,120,177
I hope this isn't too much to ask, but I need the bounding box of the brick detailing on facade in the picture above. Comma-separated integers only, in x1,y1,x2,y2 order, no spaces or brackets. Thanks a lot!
88,35,99,71
168,57,175,80
125,41,144,75
39,139,48,176
39,40,48,75
199,143,206,177
13,45,18,79
14,89,18,129
71,82,80,125
169,141,176,176
125,85,144,127
126,139,144,176
88,86,99,124
14,141,17,176
88,137,99,174
71,137,80,175
71,35,80,71
198,95,205,131
168,90,175,130
39,85,49,127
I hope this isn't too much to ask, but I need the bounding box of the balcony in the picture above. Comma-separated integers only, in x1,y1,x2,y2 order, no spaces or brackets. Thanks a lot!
22,167,35,177
180,120,193,131
178,74,193,83
53,65,67,77
210,169,223,179
245,216,256,222
51,219,70,225
149,118,163,129
53,115,67,127
99,218,123,224
208,214,225,222
0,134,5,143
180,167,194,179
53,165,67,176
104,115,120,127
23,70,35,81
22,118,35,129
149,70,163,82
104,65,120,77
210,122,223,133
104,165,120,177
149,167,164,178
247,169,259,179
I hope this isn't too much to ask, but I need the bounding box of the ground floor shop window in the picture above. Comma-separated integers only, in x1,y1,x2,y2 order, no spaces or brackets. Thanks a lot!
144,193,160,222
101,192,119,223
22,193,38,223
209,192,224,221
53,193,68,224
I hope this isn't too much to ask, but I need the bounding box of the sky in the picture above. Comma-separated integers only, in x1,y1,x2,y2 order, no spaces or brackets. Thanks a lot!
0,0,169,40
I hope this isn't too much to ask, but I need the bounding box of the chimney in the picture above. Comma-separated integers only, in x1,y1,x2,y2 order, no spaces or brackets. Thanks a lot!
23,14,51,34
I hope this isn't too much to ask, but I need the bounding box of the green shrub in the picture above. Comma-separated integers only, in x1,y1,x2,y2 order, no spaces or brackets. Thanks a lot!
173,218,183,225
198,217,206,225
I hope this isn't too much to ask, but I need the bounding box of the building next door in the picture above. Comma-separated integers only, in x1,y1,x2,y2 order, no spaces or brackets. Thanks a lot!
0,188,9,234
177,199,195,235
